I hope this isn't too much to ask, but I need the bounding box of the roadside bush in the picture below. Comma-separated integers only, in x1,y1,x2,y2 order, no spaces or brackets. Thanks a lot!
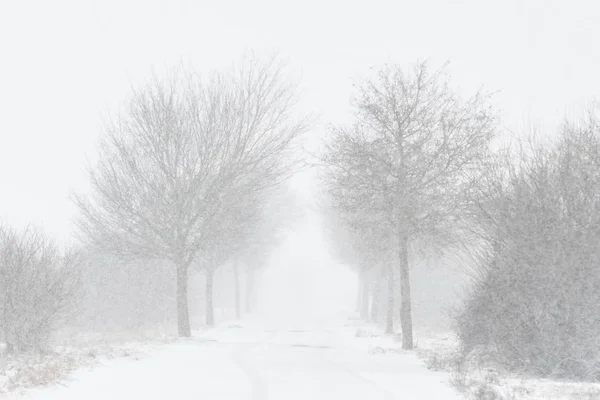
456,115,600,380
0,225,80,353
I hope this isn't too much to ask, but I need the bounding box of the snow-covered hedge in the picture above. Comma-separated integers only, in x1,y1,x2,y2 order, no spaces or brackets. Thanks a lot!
456,116,600,380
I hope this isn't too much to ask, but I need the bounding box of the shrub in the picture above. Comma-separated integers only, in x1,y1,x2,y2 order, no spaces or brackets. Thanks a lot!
456,115,600,380
0,225,80,353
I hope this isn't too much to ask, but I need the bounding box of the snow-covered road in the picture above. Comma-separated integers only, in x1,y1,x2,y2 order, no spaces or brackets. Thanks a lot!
6,317,462,399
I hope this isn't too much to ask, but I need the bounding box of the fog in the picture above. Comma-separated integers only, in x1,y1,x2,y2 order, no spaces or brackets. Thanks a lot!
60,170,466,342
255,199,357,323
2,1,600,398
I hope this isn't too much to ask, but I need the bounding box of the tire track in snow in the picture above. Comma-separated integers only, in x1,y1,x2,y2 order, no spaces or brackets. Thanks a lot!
307,330,399,400
231,333,274,400
273,328,399,399
321,352,399,400
230,327,399,400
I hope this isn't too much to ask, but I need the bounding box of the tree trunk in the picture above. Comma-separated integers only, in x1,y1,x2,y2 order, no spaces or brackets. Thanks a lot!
385,262,394,334
399,232,413,349
5,342,14,355
176,262,191,337
233,262,241,320
370,267,381,322
206,269,215,326
360,269,370,320
356,278,363,314
246,268,254,313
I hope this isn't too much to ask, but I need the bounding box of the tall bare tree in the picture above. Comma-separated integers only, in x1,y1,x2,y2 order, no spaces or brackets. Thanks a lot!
324,61,495,348
75,54,308,336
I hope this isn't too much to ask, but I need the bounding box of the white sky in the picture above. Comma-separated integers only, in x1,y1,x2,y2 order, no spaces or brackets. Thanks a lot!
1,0,599,243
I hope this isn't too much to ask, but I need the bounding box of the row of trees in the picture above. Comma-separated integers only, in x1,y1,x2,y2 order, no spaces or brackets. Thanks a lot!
1,54,307,354
67,184,298,338
321,61,496,349
74,54,308,337
0,183,293,352
322,59,600,380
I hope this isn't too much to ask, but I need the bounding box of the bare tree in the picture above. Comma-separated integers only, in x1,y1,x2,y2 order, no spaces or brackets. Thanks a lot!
75,54,308,336
324,61,495,348
0,224,81,353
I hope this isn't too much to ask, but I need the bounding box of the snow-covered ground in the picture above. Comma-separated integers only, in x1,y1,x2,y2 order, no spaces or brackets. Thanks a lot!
409,327,600,400
0,315,462,399
0,341,163,396
4,315,600,399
